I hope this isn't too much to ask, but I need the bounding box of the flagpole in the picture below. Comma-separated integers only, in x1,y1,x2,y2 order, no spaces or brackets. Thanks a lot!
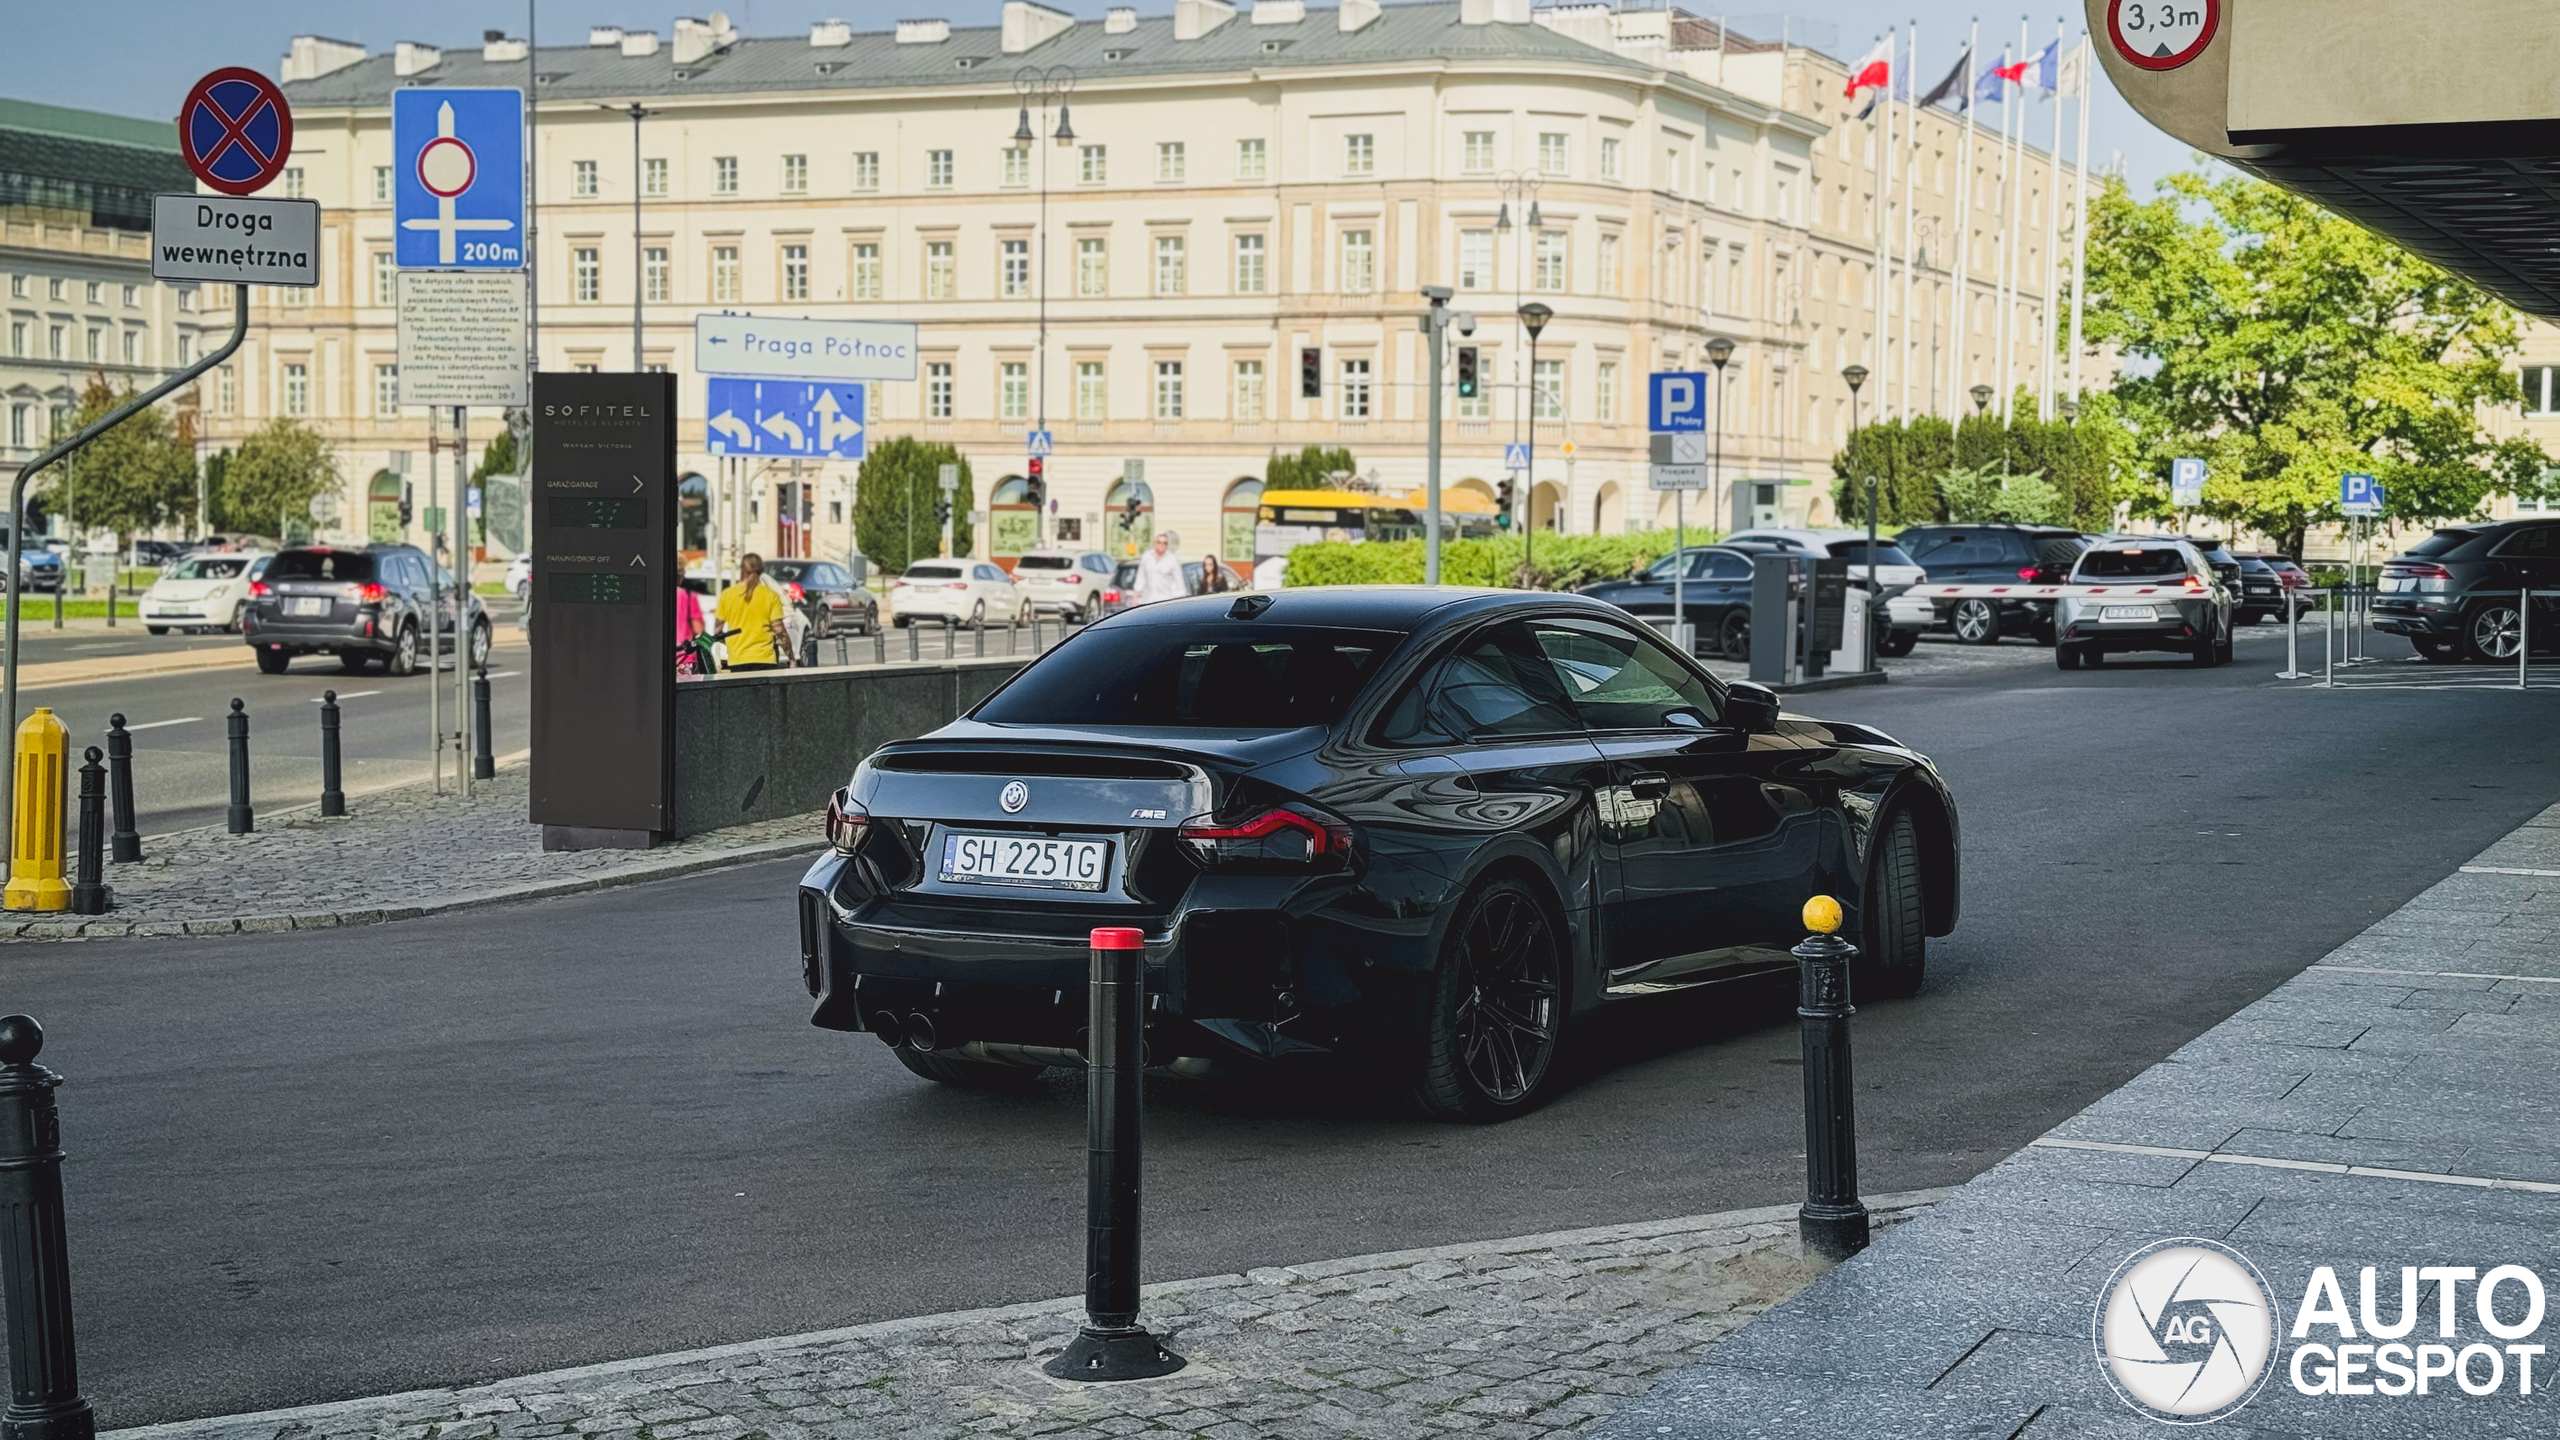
1869,32,1892,400
1898,21,1921,421
1998,15,2027,422
2038,15,2066,420
2068,35,2092,406
1950,18,1977,423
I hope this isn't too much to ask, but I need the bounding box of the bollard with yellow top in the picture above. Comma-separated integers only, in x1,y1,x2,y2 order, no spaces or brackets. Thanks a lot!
4,709,71,913
1794,894,1870,1261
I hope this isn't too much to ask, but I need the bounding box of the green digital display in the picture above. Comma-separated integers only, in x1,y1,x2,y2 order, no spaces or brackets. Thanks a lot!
546,496,650,530
549,570,650,606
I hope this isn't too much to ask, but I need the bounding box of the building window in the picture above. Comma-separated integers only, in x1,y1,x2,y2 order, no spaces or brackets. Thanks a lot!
1340,357,1371,419
279,167,305,198
372,251,396,305
216,365,235,415
282,361,309,416
573,159,598,197
644,157,667,197
1000,238,1030,299
177,286,196,310
852,242,882,300
1666,149,1682,196
86,281,103,305
645,246,670,303
2525,366,2558,416
1232,233,1266,294
1459,229,1493,290
47,325,64,360
1153,361,1184,420
927,150,954,188
1000,361,1029,421
1344,133,1374,177
926,240,956,300
372,165,393,202
1077,360,1107,420
85,327,101,359
1533,357,1563,420
7,406,22,447
853,152,880,191
1078,237,1107,297
1156,142,1185,183
783,154,808,194
1601,136,1622,181
121,282,140,309
47,278,63,301
7,321,21,356
1597,233,1621,296
1534,230,1566,292
713,156,738,194
1154,235,1185,296
926,362,954,420
6,275,22,297
1595,360,1618,424
1236,138,1267,181
782,243,809,301
1539,132,1568,176
374,362,399,417
121,330,138,365
1461,131,1494,175
575,247,601,302
279,281,308,308
711,244,740,303
1080,145,1107,184
1340,230,1374,293
1002,148,1029,187
1233,359,1265,422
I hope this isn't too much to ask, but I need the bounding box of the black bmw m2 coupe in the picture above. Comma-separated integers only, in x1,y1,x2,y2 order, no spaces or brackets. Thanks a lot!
798,586,1959,1120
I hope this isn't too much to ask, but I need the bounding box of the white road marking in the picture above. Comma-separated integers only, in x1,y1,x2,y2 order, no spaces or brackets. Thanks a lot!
2029,1137,2560,1194
483,670,521,679
2460,865,2560,878
125,716,201,731
2314,964,2560,984
311,690,383,702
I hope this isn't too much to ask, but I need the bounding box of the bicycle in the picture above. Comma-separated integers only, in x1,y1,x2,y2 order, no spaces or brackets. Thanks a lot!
677,627,738,677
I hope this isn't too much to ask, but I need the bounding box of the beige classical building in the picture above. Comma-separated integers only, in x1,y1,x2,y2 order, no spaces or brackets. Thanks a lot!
234,1,2087,566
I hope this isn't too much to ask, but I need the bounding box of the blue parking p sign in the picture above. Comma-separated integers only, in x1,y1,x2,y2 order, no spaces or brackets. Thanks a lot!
2170,457,2206,508
1649,371,1709,432
2341,472,2384,517
393,88,524,269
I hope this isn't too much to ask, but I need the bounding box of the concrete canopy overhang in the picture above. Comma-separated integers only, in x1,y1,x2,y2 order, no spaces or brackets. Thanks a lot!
2092,0,2560,319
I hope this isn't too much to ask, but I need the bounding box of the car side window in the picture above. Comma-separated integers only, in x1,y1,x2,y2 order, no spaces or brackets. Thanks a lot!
1529,623,1723,732
1705,552,1753,581
2495,526,2556,558
1376,622,1581,745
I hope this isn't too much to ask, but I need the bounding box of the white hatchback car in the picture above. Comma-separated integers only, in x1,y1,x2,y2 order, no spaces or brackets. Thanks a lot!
142,551,268,634
1010,550,1117,623
891,558,1030,629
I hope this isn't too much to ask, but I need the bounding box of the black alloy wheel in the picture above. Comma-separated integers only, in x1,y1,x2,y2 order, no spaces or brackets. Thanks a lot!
2056,643,2084,671
2216,617,2236,664
2189,616,2219,668
1877,628,1917,658
256,647,290,675
1082,594,1103,625
1718,610,1752,662
969,599,987,630
386,623,420,677
1413,879,1565,1121
2465,602,2524,663
1855,808,1928,1000
469,618,494,670
1951,599,2001,645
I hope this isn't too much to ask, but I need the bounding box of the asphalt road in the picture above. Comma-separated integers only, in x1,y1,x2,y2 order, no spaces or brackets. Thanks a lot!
15,624,2560,1426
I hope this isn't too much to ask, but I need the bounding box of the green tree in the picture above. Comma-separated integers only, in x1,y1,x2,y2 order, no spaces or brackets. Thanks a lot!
1263,445,1358,491
2083,168,2548,554
1939,464,2069,526
47,376,198,553
214,417,339,537
472,427,518,483
854,435,973,574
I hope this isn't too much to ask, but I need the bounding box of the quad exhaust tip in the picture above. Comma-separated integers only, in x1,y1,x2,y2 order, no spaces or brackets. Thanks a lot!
904,1013,940,1051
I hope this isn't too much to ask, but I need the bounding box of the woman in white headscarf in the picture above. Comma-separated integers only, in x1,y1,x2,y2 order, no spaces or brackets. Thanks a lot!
1134,530,1187,605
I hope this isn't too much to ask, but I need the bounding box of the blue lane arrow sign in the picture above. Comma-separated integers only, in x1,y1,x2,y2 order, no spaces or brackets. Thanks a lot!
705,377,866,459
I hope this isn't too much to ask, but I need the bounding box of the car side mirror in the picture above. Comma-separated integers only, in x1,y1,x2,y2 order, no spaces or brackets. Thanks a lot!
1724,681,1781,733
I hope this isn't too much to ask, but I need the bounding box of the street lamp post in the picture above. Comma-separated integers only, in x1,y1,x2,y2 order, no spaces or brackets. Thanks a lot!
1706,337,1735,539
1843,364,1872,668
1496,169,1544,537
599,103,650,371
1012,66,1076,550
1421,285,1454,585
1517,302,1553,582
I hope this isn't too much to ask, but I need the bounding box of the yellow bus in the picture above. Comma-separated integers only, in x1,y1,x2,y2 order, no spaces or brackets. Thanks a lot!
1255,487,1502,551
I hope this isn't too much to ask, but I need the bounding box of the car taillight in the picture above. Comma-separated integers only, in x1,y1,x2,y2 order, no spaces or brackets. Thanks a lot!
2386,562,2452,580
1102,589,1122,603
248,581,270,598
1178,806,1352,870
824,788,868,854
2018,566,2040,581
2183,576,2207,592
360,583,387,603
1064,574,1082,584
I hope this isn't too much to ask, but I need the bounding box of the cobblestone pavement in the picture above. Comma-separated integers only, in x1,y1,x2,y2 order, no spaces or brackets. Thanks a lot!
2,767,816,941
109,1194,1941,1440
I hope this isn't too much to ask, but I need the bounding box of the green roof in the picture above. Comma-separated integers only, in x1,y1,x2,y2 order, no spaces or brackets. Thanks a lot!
0,97,177,152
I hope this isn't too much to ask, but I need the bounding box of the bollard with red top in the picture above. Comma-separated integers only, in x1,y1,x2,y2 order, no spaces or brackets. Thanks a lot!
1043,926,1186,1381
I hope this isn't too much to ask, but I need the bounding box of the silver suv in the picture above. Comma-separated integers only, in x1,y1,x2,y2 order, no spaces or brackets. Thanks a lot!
2053,539,2235,670
1012,549,1115,623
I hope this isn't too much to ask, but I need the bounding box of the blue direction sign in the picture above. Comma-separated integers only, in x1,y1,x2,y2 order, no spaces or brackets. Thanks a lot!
1649,371,1709,433
705,378,866,459
1026,429,1053,457
2170,457,2206,508
1504,442,1532,472
393,88,524,269
2341,472,2384,517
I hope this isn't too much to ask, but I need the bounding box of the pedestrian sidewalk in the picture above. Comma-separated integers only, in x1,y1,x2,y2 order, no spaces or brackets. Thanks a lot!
0,766,816,940
105,1192,1944,1440
1596,801,2560,1439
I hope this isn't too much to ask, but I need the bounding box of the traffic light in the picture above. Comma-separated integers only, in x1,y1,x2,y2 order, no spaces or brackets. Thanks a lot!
398,483,413,529
1495,478,1515,530
1456,346,1479,399
1299,346,1321,399
1123,494,1144,529
935,497,953,527
1024,456,1046,511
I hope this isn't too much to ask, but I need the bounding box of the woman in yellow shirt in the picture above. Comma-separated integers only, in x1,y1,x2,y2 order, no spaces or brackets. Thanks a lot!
715,553,787,670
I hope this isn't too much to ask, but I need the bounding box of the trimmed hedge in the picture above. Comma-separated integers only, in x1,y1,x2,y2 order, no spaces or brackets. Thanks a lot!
1282,528,1708,592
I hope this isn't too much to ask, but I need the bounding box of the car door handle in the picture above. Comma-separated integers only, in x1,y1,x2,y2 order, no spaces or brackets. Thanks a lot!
1627,772,1672,800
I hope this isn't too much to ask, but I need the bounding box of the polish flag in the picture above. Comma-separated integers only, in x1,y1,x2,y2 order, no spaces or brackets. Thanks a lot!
1844,37,1893,97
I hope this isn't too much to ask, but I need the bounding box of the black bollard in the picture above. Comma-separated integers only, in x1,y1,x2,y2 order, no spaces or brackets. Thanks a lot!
224,699,253,835
872,627,885,665
318,692,346,817
0,1015,97,1440
68,751,109,918
470,673,494,780
905,621,918,663
1793,896,1870,1261
102,716,137,865
1044,928,1185,1382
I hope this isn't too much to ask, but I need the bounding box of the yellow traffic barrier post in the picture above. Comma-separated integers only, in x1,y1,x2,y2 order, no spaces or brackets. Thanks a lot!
4,708,70,912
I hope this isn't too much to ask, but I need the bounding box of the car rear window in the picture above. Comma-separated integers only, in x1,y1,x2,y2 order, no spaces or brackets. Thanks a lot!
2407,529,2482,558
2076,547,2188,580
1014,555,1074,572
267,551,376,582
171,557,251,580
904,563,963,580
978,625,1401,729
1828,542,1916,568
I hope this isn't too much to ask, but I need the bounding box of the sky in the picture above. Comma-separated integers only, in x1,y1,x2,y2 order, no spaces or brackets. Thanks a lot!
20,1,2199,192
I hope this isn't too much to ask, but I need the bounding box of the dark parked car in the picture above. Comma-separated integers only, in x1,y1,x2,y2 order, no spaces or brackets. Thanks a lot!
1896,525,2087,645
2375,519,2560,662
797,587,1962,1120
244,544,490,675
1574,545,1767,659
2231,553,2288,625
762,558,877,637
